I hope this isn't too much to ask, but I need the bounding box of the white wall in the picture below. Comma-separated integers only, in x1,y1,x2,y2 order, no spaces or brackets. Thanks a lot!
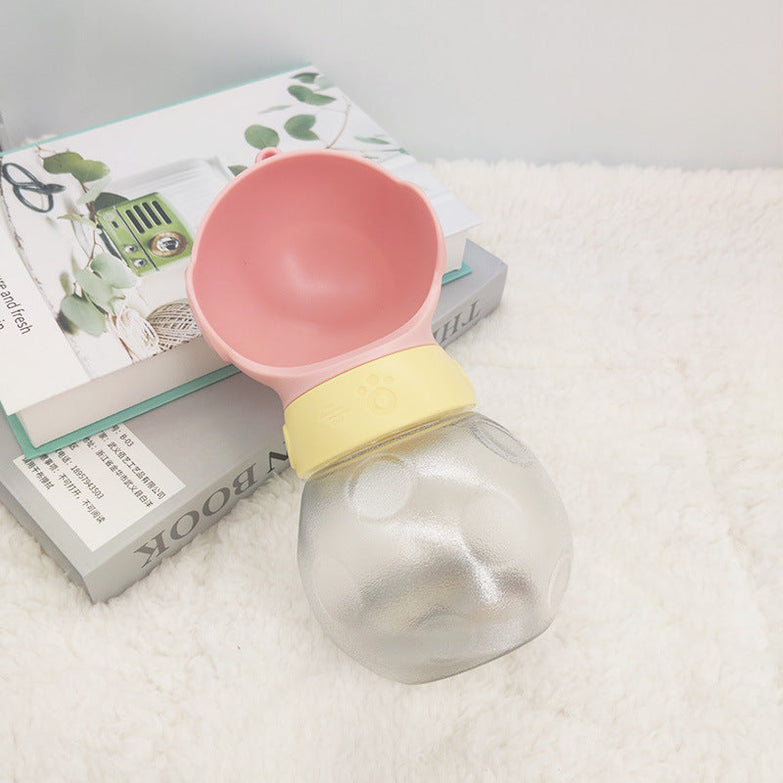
1,0,781,168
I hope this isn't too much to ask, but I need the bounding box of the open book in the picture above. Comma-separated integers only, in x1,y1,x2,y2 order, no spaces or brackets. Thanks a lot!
0,66,479,457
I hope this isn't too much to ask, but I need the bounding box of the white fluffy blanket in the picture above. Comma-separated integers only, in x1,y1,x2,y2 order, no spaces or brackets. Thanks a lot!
2,160,781,781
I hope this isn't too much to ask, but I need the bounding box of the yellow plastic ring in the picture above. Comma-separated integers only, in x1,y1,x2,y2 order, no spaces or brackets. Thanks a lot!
283,345,476,477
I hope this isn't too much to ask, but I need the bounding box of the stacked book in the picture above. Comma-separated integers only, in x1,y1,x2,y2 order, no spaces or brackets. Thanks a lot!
0,66,508,601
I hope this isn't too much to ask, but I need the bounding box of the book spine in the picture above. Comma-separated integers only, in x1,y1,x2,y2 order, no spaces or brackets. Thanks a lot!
432,267,506,349
84,449,289,602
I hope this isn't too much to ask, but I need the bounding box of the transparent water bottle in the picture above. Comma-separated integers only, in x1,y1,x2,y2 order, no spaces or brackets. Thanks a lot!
186,147,572,682
299,410,571,683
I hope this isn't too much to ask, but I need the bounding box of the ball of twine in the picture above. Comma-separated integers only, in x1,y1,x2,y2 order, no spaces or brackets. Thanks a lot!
147,300,202,351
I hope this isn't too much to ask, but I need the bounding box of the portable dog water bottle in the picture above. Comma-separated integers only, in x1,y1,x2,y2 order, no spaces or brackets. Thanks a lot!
186,148,571,683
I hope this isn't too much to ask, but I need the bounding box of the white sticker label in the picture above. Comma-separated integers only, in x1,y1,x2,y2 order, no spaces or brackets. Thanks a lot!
14,423,184,551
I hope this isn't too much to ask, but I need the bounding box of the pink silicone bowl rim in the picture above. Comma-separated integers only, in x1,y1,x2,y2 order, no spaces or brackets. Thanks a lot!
185,148,446,406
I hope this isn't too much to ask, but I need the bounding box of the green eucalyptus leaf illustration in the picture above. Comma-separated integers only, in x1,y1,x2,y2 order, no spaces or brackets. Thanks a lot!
91,252,138,288
56,310,77,335
60,294,106,336
76,268,116,309
69,158,110,183
284,114,319,141
93,192,128,212
314,75,334,90
76,266,127,316
77,175,112,206
244,124,281,150
43,151,109,182
59,213,96,226
258,104,291,114
59,272,72,296
355,136,391,145
228,165,247,176
292,71,319,84
42,151,84,175
287,85,336,106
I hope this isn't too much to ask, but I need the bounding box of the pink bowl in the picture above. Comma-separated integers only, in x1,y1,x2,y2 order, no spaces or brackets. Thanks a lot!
186,149,446,404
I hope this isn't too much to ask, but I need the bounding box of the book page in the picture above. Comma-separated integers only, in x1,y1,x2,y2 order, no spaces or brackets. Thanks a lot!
0,225,89,412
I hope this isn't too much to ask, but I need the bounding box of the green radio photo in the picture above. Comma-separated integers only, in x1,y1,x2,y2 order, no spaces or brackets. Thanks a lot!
96,192,192,276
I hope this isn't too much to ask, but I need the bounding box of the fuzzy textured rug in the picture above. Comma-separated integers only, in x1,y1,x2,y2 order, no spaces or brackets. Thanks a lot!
2,160,782,781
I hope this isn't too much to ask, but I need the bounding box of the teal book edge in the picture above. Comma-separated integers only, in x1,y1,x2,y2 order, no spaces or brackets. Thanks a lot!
442,262,470,285
4,262,471,459
6,364,240,459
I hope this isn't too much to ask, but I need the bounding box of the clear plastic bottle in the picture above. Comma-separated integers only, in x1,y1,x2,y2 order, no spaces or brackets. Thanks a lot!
298,412,572,683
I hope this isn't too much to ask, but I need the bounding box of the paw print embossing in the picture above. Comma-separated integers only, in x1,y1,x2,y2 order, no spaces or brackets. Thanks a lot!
357,374,396,413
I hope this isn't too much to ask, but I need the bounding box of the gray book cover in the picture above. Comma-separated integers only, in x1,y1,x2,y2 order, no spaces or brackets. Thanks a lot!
0,241,506,601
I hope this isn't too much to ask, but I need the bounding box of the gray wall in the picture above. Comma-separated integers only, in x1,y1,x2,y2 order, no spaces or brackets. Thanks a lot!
1,0,781,168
